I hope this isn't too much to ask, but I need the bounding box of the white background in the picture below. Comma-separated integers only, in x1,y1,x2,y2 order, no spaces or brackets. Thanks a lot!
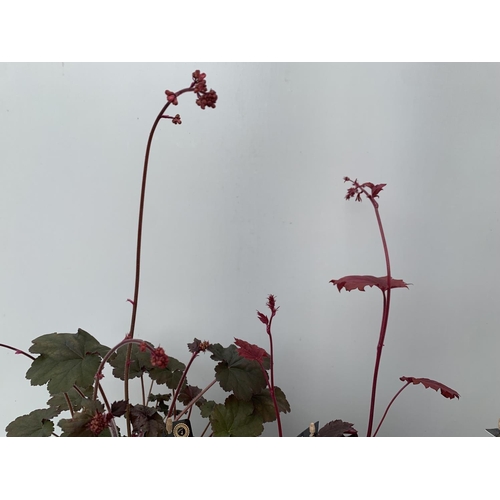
0,62,499,437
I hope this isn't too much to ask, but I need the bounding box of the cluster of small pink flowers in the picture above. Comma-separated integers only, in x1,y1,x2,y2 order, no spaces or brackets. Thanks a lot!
88,411,112,436
344,177,386,202
150,346,169,368
192,70,218,110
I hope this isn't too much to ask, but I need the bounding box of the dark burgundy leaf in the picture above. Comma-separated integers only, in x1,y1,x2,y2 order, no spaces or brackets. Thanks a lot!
178,384,206,408
400,376,460,400
129,404,165,436
330,275,409,292
234,338,269,363
187,338,202,354
318,419,358,437
110,400,128,417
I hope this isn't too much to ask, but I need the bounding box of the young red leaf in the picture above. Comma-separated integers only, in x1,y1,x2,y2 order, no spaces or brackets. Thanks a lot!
330,275,409,292
257,311,269,325
234,338,269,363
400,376,460,400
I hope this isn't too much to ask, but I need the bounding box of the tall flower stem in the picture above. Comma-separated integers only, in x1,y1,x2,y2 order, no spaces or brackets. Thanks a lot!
258,361,283,437
123,71,217,436
344,179,392,437
366,200,392,437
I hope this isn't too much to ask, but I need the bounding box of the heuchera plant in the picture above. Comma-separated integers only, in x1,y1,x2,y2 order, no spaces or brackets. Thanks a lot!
0,70,290,437
328,177,460,437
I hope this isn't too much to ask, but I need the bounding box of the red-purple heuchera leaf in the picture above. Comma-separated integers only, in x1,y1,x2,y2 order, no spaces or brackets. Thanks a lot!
400,376,460,400
234,338,269,363
318,419,358,437
330,275,410,292
257,311,269,325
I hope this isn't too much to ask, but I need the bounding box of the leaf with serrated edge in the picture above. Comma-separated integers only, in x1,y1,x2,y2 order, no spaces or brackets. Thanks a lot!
330,275,409,292
148,356,186,389
47,386,94,414
108,342,153,380
6,407,59,437
58,400,109,437
400,376,460,399
209,344,268,400
210,395,263,437
26,329,109,395
178,384,206,407
318,419,358,437
199,400,216,419
130,404,165,436
251,387,291,423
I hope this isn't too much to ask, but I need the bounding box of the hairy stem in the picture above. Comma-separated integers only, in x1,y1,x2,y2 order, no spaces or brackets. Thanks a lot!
373,381,410,437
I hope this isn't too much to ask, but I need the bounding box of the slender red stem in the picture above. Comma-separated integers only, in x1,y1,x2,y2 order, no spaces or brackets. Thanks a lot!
257,360,283,437
166,351,198,420
92,337,156,401
124,85,195,436
349,181,392,437
173,378,216,421
373,381,410,437
0,343,36,361
366,202,392,437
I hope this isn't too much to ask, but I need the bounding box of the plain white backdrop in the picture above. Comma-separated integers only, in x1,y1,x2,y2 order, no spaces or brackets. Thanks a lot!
0,63,499,437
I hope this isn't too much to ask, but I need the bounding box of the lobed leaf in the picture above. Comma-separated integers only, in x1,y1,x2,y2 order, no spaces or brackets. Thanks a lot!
148,356,186,390
58,400,110,437
234,338,269,363
6,407,60,437
400,376,460,400
251,387,291,423
210,395,264,437
108,342,154,380
318,419,358,437
209,344,268,401
26,329,110,395
199,400,217,419
330,275,410,292
129,404,165,437
178,384,206,408
47,386,94,414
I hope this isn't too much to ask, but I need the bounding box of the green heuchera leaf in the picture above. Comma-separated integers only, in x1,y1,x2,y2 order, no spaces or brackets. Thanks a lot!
148,393,171,415
6,407,59,437
47,386,94,414
209,344,267,401
58,400,111,437
108,343,153,380
210,395,264,437
26,329,109,395
251,386,291,423
108,344,186,390
199,400,216,419
149,356,186,390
